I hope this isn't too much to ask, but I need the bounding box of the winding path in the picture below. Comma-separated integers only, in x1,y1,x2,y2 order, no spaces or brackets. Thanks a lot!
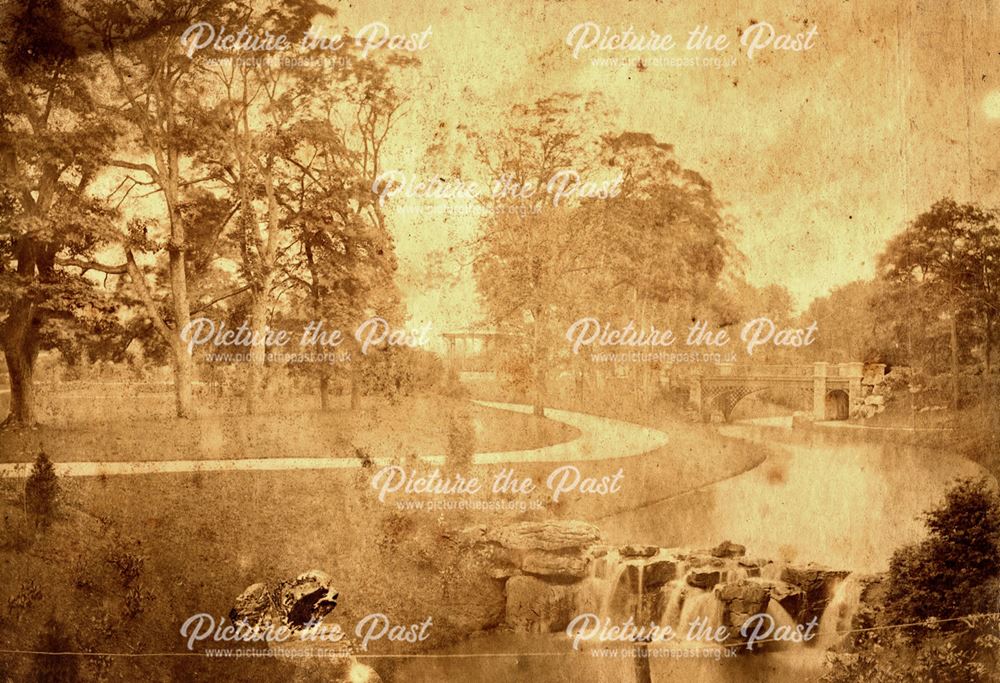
0,400,668,479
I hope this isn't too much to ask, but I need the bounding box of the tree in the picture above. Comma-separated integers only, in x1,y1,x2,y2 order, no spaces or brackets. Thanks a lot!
877,199,1000,407
276,47,408,409
470,94,608,415
0,0,118,427
469,101,733,414
67,0,242,418
189,1,335,414
25,450,59,526
824,479,1000,683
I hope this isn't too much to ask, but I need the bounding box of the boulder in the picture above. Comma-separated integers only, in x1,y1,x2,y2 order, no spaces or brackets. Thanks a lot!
686,569,722,590
279,570,339,628
522,551,590,579
710,541,747,559
619,544,658,558
491,521,600,553
506,576,578,633
682,553,726,569
780,564,849,619
765,580,805,620
230,582,274,627
642,559,678,589
718,581,770,631
440,576,507,634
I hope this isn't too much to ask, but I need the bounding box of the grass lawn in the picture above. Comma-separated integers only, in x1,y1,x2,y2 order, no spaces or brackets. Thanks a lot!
0,395,579,463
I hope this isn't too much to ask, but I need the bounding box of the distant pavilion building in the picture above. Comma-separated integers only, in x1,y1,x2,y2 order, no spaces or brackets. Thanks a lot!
440,329,519,373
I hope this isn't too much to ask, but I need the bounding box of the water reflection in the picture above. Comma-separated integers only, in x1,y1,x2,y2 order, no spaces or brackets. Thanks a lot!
599,421,990,572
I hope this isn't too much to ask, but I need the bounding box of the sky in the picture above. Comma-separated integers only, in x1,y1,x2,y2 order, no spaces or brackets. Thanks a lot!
324,0,1000,329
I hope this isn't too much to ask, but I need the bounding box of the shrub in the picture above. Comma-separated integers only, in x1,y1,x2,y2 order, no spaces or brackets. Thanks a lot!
106,539,145,588
24,451,59,526
885,477,1000,627
825,479,1000,682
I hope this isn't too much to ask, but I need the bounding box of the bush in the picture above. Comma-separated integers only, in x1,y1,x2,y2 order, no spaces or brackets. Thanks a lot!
825,479,1000,682
885,478,1000,627
106,539,146,589
25,451,59,527
356,346,443,401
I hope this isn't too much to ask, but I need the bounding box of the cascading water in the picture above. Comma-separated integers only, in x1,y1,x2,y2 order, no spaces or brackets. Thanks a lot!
598,557,631,620
817,574,864,648
725,567,749,583
678,588,725,636
760,562,785,580
659,580,686,628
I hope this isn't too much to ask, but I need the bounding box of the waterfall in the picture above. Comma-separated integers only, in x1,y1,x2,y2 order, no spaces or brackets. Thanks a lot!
659,580,686,629
760,562,784,580
598,556,629,620
678,588,724,640
817,575,863,649
725,567,749,583
635,563,646,620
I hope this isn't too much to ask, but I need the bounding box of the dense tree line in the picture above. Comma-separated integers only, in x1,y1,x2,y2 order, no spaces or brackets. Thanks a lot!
0,0,407,424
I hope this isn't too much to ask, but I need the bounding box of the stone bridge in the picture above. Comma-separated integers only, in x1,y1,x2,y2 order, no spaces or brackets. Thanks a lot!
688,362,881,422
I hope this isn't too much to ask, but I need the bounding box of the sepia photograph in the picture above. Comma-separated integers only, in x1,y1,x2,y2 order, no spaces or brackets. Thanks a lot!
1,1,999,681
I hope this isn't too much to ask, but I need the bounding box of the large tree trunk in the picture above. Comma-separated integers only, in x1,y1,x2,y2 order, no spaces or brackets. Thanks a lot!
319,371,331,410
532,364,547,417
350,360,360,410
949,310,960,409
532,311,548,417
245,293,269,415
2,331,39,428
168,246,194,419
1,290,41,428
171,344,194,419
984,312,992,375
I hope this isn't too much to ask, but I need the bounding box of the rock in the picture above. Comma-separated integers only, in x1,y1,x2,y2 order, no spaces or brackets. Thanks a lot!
641,559,678,589
576,577,604,615
718,581,770,631
438,556,507,633
765,580,805,620
230,582,274,627
686,569,722,590
279,570,339,628
468,541,520,579
491,521,600,553
619,544,658,558
506,576,578,633
780,565,849,619
864,395,884,406
683,554,726,569
588,545,611,560
457,524,488,544
710,541,747,558
522,551,589,579
738,558,766,571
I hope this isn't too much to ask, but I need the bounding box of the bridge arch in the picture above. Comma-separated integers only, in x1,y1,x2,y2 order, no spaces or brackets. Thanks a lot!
824,389,850,420
688,362,874,422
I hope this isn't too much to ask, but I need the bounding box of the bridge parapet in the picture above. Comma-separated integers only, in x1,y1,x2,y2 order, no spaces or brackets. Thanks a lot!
687,361,875,422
